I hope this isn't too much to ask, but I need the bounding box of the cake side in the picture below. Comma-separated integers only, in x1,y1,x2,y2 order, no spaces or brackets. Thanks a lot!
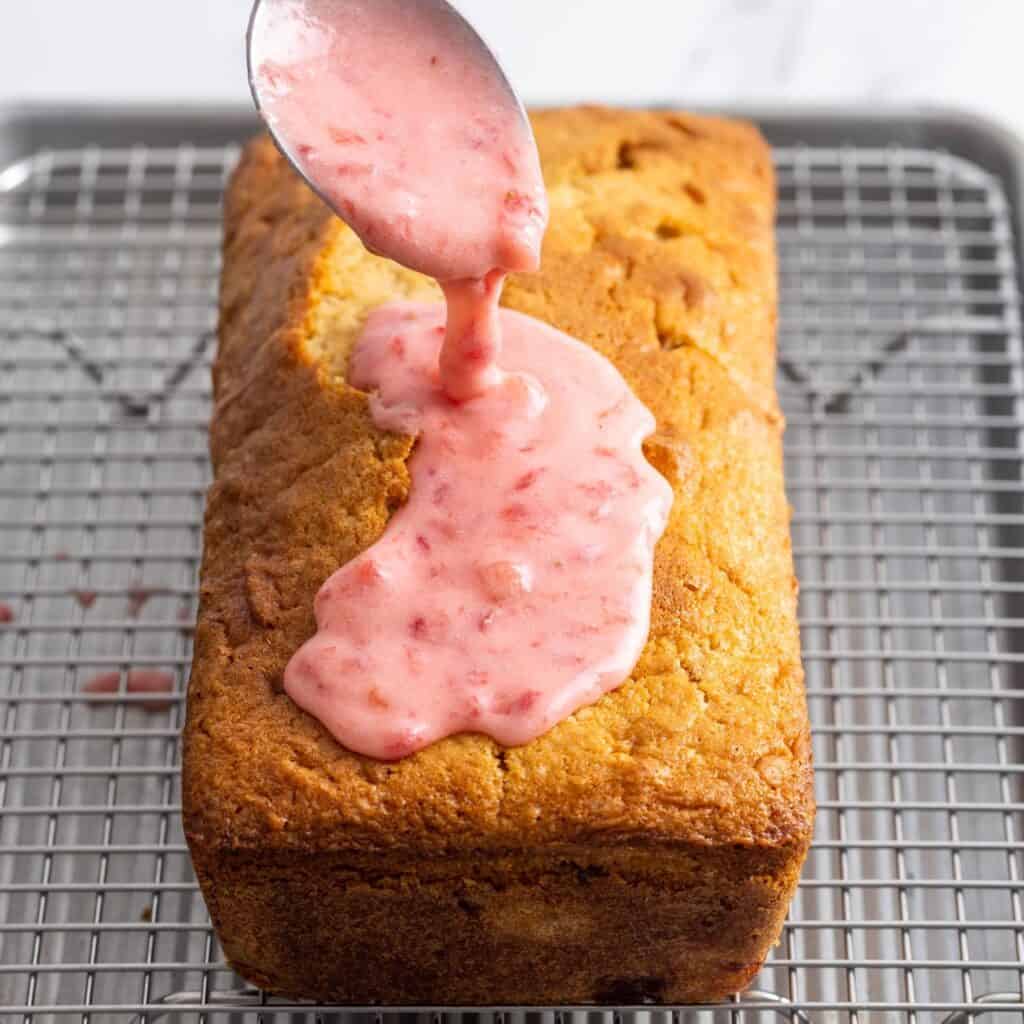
194,843,805,1003
183,107,813,1003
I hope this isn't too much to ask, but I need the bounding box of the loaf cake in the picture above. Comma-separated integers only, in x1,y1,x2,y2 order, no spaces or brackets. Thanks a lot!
183,106,814,1005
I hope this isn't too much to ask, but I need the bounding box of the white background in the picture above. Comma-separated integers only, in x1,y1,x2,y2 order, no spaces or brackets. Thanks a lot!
0,0,1022,139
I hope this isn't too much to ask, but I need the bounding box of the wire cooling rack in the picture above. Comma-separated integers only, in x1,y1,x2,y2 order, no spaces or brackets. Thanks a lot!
1,112,1024,1022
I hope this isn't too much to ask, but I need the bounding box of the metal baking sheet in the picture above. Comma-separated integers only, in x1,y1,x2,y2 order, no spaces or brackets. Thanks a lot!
1,105,1023,1022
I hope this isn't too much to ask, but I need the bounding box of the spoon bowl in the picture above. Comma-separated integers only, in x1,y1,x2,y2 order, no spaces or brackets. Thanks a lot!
246,0,534,240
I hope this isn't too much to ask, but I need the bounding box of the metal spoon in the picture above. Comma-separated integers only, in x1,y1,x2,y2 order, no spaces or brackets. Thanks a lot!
245,0,532,227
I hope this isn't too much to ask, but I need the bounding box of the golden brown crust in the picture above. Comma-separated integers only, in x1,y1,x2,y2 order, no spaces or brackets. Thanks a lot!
183,106,813,1004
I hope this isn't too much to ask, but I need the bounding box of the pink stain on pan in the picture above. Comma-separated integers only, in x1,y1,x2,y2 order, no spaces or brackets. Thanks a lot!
82,671,177,713
126,585,171,617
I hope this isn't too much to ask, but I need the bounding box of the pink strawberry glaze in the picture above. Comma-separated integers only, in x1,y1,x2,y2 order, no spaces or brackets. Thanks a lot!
283,303,673,760
82,670,176,713
256,0,672,759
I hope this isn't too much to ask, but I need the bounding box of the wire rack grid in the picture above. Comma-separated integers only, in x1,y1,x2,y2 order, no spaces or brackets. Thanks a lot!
1,125,1024,1023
